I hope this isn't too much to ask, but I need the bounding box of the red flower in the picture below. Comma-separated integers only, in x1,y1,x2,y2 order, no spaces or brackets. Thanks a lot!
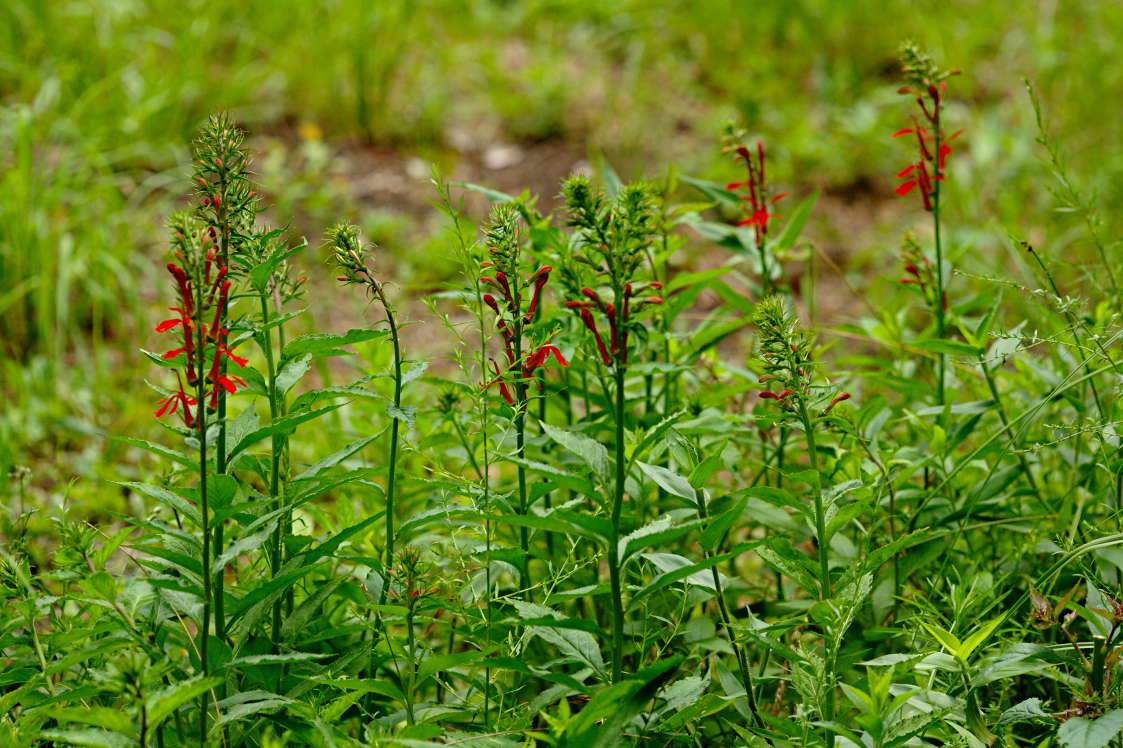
728,141,785,241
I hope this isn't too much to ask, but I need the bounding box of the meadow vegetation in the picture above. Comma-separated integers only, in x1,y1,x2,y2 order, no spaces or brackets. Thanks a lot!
4,2,1123,746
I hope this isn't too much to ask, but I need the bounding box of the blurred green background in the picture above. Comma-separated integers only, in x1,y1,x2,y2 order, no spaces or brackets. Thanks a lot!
2,0,1121,512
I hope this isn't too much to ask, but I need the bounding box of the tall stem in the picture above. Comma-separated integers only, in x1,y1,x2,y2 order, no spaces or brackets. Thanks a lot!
609,360,627,683
194,301,211,743
932,118,946,406
796,398,833,738
213,173,230,644
259,296,284,642
797,401,829,598
377,288,402,586
695,490,770,737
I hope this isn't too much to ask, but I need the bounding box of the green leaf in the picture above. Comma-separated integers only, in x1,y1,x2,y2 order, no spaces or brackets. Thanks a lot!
772,190,818,253
512,600,605,676
997,697,1050,726
636,461,696,503
37,729,133,748
249,240,306,292
111,436,193,469
386,404,416,427
700,496,749,551
228,404,343,461
620,517,703,562
541,422,609,483
919,621,963,659
281,578,345,643
756,538,819,594
214,692,293,728
416,651,486,683
1058,710,1123,748
914,339,983,357
453,181,516,204
275,354,312,395
282,329,388,360
957,615,1005,661
145,675,223,732
680,175,740,207
632,542,759,605
490,513,601,542
117,482,199,524
293,435,379,482
47,707,135,736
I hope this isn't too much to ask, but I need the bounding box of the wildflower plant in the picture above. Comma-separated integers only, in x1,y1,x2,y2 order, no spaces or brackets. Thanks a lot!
562,175,664,684
892,42,962,403
724,129,787,296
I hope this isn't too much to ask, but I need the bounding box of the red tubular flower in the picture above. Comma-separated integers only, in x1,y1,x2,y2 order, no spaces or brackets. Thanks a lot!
524,266,552,321
729,140,784,241
578,307,612,364
480,360,515,405
823,392,851,413
524,342,569,375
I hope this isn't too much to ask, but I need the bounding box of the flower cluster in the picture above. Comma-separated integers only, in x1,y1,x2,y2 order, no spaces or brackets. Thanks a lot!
892,42,962,211
477,206,568,405
753,296,848,415
385,546,443,611
154,214,248,427
561,177,665,367
565,283,663,366
724,135,786,240
192,114,259,267
898,235,944,311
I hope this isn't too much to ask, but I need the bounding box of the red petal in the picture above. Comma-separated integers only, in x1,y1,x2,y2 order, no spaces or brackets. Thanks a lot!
896,164,917,179
891,128,914,138
894,181,917,196
162,347,186,360
155,318,182,333
770,192,787,204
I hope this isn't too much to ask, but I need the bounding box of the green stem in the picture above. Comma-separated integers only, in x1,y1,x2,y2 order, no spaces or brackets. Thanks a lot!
194,306,211,743
259,296,285,644
379,291,402,587
609,361,627,683
932,119,946,406
696,491,770,737
797,400,829,599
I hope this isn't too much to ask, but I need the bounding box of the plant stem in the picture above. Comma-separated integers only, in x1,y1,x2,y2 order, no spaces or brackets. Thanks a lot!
797,400,829,599
259,295,285,643
609,361,627,683
375,285,402,593
213,173,230,646
695,491,770,737
194,301,211,743
932,118,946,406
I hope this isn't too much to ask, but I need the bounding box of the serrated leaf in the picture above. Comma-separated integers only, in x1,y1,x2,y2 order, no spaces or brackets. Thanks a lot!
275,353,312,395
541,422,609,483
997,697,1049,726
282,329,387,360
1057,709,1123,748
37,729,133,748
145,674,223,731
228,404,343,461
512,600,605,676
386,404,416,427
